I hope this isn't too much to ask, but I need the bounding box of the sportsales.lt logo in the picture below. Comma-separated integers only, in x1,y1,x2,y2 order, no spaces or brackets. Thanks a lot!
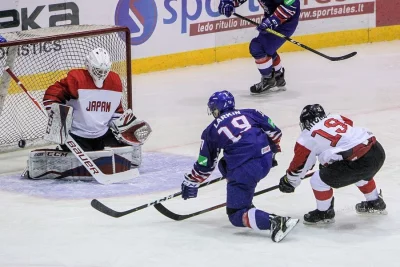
115,0,158,46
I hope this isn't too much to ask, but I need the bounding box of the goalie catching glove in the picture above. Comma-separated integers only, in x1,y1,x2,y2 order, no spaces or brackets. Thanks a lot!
110,109,152,145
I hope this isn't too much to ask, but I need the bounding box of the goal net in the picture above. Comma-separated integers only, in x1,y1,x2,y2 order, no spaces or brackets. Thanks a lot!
0,25,132,152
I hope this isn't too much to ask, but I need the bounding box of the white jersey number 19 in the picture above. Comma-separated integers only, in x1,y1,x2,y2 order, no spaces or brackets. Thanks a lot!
311,118,348,147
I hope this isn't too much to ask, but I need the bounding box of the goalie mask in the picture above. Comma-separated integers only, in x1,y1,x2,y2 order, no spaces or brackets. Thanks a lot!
86,47,112,88
110,109,152,146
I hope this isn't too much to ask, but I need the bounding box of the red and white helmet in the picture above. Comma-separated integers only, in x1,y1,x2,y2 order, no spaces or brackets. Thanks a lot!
85,48,112,88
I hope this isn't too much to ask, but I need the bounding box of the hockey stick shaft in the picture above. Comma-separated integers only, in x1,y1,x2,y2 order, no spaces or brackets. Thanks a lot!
233,13,357,61
5,66,48,117
5,67,138,185
90,176,226,218
154,172,314,221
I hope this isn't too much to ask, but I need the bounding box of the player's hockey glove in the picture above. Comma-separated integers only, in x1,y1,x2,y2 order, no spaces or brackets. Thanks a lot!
181,173,202,200
218,0,235,17
279,175,295,193
257,15,280,33
0,35,6,43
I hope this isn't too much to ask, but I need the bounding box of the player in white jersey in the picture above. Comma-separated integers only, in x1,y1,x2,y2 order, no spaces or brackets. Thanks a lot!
43,48,150,151
278,104,386,224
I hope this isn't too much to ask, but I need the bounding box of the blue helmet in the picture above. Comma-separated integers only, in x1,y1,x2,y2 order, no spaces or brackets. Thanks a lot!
207,90,235,118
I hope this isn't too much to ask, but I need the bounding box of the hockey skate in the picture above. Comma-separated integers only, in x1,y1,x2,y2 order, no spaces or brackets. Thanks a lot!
274,68,287,90
269,215,299,243
303,197,336,225
356,190,387,215
250,73,276,95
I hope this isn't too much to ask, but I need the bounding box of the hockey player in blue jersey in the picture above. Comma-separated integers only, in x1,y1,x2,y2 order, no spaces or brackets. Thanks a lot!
181,90,299,242
219,0,300,94
0,34,6,43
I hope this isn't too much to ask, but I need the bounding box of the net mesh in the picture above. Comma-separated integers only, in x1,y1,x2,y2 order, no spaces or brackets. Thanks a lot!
0,25,131,152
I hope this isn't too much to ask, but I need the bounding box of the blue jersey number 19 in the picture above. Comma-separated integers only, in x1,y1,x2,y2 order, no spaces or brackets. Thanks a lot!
217,115,251,143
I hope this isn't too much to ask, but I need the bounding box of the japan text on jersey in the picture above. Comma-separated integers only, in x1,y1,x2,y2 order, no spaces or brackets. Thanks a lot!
43,69,124,139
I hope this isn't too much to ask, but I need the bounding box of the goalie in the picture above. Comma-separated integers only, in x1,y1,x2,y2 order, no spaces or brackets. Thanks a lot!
24,48,151,180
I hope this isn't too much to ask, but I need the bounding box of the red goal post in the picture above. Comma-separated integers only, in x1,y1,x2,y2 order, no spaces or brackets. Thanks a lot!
0,25,132,152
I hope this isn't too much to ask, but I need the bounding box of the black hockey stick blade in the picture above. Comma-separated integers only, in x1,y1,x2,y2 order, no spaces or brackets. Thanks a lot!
91,199,128,218
91,176,226,218
154,172,314,221
327,51,357,61
233,13,357,62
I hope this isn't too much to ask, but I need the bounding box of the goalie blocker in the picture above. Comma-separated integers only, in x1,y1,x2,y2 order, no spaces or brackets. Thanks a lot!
23,104,151,180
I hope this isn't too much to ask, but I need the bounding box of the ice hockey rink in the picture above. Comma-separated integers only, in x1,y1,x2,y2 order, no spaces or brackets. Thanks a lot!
0,41,399,267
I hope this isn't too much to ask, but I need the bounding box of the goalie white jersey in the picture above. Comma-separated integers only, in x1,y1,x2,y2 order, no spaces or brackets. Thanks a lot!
43,69,124,139
287,114,375,186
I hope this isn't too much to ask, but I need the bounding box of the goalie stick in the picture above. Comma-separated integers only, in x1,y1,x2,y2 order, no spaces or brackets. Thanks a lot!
5,67,48,117
4,66,139,185
154,172,315,221
233,13,357,62
90,176,226,218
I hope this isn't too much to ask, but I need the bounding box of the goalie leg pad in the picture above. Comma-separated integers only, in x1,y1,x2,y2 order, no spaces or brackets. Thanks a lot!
107,145,142,168
25,147,139,180
43,103,73,145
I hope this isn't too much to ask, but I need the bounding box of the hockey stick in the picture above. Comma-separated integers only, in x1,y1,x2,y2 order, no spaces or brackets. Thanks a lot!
90,176,226,218
5,66,139,185
233,13,357,62
63,136,139,185
5,66,48,117
154,172,314,221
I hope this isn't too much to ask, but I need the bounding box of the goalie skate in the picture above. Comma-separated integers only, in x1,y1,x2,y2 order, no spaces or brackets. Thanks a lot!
356,190,388,215
270,215,299,243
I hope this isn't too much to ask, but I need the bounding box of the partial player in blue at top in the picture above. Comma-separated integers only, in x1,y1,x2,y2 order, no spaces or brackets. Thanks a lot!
0,34,7,43
218,0,301,94
180,90,299,243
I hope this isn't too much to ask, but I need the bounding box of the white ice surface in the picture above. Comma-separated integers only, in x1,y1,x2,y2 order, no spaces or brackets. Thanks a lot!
1,41,400,267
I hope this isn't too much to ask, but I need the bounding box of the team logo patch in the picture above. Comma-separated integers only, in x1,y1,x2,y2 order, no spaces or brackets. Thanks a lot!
115,0,158,45
261,145,271,154
197,155,208,166
268,118,276,128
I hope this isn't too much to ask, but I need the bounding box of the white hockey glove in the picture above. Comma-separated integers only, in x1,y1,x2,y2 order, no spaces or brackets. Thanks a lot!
109,109,152,145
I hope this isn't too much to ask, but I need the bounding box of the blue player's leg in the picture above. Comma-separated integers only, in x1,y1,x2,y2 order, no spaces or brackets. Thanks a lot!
221,155,299,242
249,26,296,94
272,52,286,88
226,180,271,230
249,36,277,94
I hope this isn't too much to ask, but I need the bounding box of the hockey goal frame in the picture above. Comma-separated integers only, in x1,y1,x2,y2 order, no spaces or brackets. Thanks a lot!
0,25,133,152
0,25,132,108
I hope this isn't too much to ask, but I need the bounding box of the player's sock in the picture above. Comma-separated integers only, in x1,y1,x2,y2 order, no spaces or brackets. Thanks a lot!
255,56,273,77
356,179,379,201
304,179,335,224
313,188,334,211
242,208,271,230
272,53,282,71
272,53,286,88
